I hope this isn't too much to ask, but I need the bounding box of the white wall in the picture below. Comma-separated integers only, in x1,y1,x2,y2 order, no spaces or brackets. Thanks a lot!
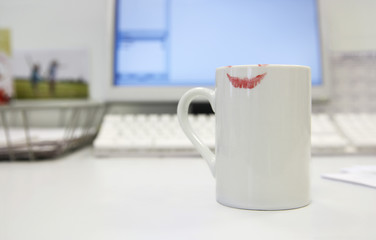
319,0,376,51
1,0,376,102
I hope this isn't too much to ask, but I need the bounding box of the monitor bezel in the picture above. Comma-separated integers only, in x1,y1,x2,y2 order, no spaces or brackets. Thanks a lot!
104,0,330,102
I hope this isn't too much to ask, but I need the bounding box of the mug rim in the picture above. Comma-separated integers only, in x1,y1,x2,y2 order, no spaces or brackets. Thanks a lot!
216,64,310,70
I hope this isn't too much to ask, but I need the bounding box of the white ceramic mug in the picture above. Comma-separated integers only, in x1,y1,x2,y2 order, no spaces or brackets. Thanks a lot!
177,64,311,210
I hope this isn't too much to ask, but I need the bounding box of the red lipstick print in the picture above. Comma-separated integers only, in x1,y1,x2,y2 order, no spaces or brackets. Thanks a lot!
258,64,268,67
226,73,267,89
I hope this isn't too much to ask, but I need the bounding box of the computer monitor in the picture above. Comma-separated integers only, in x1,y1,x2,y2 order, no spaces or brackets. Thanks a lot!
105,0,329,102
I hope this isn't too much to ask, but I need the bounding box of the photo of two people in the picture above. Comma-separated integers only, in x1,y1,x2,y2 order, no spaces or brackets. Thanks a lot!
13,49,89,99
29,59,59,96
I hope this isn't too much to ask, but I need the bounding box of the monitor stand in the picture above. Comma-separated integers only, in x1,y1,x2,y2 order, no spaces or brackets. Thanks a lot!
189,103,214,115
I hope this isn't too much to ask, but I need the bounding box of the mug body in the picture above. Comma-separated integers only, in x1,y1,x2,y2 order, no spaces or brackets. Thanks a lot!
215,65,311,210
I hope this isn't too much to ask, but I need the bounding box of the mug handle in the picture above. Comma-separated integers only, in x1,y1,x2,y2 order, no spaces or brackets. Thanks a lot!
177,87,216,177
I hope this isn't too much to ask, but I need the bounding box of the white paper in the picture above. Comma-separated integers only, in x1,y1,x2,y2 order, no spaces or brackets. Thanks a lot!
322,165,376,189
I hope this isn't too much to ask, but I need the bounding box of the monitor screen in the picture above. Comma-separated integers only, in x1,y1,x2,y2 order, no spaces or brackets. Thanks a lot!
113,0,322,88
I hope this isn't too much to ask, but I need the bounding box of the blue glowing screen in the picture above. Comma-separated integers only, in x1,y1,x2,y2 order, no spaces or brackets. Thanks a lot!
114,0,321,86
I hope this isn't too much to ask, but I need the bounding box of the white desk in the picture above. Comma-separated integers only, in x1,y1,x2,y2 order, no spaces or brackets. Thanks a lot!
0,148,375,240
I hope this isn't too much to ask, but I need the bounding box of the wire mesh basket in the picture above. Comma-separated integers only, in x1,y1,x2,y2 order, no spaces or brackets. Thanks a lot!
0,102,105,161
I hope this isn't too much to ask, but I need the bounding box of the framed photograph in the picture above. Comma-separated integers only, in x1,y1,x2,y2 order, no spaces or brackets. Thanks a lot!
0,29,12,104
12,49,89,99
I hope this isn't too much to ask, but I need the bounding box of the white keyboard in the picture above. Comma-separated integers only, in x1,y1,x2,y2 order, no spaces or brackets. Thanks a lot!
334,114,376,149
93,113,376,157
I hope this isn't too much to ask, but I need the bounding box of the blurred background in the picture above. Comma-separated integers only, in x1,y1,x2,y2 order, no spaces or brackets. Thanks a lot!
0,0,375,101
1,0,376,159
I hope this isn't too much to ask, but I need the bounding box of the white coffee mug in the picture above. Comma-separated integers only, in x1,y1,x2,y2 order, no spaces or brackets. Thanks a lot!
177,64,311,210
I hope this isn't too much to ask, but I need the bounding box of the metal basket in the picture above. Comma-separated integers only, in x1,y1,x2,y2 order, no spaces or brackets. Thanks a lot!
0,102,105,161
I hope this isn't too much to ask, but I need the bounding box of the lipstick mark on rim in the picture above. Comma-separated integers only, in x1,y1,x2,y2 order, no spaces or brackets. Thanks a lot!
258,64,268,67
226,73,267,89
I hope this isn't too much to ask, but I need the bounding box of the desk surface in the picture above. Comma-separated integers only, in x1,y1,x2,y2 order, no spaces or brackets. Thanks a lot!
1,148,375,240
